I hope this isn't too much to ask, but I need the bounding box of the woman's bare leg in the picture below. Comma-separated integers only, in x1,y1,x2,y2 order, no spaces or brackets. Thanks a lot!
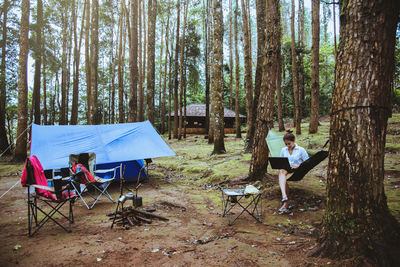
279,169,288,199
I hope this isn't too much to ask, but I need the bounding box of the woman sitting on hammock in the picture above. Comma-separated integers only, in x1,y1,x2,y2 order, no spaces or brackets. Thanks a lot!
278,130,309,214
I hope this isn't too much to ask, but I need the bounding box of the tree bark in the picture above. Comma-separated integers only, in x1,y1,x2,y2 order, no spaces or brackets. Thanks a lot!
117,0,125,123
128,0,139,122
290,0,300,134
15,0,30,161
178,0,189,140
90,0,99,124
309,0,320,133
241,0,253,152
297,0,304,124
234,0,241,138
146,0,157,124
60,2,69,125
248,0,279,180
71,0,86,125
228,0,233,110
252,0,266,144
173,1,181,139
138,0,143,121
0,0,10,154
161,11,170,134
32,0,43,125
211,0,225,154
140,0,146,121
276,8,284,132
312,1,400,265
85,0,91,124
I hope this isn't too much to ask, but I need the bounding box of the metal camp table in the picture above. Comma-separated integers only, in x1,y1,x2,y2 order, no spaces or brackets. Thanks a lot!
221,188,262,226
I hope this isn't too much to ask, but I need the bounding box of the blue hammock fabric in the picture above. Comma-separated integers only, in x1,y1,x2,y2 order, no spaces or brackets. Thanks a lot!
287,150,329,181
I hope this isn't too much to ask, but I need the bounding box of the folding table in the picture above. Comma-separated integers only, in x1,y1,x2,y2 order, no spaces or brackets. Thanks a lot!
221,188,262,226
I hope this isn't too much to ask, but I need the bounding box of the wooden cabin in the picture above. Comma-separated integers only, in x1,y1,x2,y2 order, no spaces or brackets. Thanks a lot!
169,104,246,134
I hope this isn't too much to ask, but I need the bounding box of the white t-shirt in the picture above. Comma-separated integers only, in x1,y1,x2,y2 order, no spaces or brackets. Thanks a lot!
280,144,309,167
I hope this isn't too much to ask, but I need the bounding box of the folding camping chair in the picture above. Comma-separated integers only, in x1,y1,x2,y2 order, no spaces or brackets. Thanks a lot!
221,185,263,226
21,156,76,237
69,153,120,210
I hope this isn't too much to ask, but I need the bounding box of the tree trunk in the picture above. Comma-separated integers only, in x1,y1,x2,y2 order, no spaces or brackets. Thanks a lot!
138,0,143,121
85,0,91,124
204,0,211,135
241,0,253,152
42,52,47,125
276,8,284,132
118,0,125,123
248,0,279,180
290,0,300,134
146,0,157,124
309,0,320,133
178,0,189,140
252,0,266,144
211,0,225,154
0,0,10,154
312,1,400,265
228,0,233,110
15,0,30,161
158,25,164,129
128,0,139,122
71,0,85,125
140,0,147,121
60,3,69,125
234,0,241,138
161,11,170,134
32,0,43,125
297,0,304,123
90,0,99,124
168,48,173,140
173,1,181,139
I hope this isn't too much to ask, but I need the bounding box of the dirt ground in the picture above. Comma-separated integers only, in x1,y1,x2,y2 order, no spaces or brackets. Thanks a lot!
0,166,398,267
0,117,399,266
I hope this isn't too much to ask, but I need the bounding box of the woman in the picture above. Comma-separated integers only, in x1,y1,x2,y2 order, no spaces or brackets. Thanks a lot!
278,130,309,214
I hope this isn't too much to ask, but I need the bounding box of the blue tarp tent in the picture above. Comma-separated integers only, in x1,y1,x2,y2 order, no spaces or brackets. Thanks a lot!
30,121,176,181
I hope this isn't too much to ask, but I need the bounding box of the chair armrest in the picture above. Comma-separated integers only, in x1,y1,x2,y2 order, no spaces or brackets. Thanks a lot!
94,168,117,174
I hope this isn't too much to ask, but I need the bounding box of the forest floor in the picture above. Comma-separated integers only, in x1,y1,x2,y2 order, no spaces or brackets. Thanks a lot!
0,114,399,267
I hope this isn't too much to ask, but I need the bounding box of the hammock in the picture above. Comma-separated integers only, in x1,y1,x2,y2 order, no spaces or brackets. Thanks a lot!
265,130,329,182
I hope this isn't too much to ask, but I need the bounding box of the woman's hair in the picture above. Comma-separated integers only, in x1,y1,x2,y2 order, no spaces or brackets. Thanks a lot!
283,130,295,142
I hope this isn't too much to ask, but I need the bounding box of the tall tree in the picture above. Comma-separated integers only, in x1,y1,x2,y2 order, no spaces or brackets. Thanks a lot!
297,0,305,118
85,0,92,124
117,0,125,123
173,1,181,139
228,0,233,110
178,0,189,140
252,0,266,145
60,2,70,125
128,0,139,122
204,0,211,135
90,0,99,124
0,0,10,154
290,0,301,134
140,0,147,121
248,0,280,180
71,0,86,125
211,0,225,154
32,0,43,125
138,0,144,121
309,0,320,133
161,10,170,134
276,19,284,132
15,0,30,160
241,0,253,151
146,0,157,124
311,1,400,265
234,0,241,138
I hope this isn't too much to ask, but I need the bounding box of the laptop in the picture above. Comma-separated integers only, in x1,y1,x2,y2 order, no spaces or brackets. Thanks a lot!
268,157,294,172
